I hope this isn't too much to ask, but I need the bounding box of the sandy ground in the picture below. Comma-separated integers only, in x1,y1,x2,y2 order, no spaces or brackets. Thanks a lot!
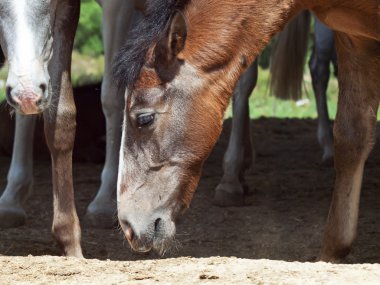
1,118,380,283
1,256,380,284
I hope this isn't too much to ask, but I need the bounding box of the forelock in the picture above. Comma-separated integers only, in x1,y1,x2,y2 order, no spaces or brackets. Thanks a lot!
113,0,190,90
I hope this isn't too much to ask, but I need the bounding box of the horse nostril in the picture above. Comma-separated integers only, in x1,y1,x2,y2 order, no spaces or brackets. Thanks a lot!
35,98,42,106
39,83,47,94
120,219,135,242
154,218,162,233
6,86,11,98
5,86,16,106
126,226,134,242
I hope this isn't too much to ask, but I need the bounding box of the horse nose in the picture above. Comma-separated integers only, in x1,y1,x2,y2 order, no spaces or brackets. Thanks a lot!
119,216,163,253
5,81,47,114
35,82,48,106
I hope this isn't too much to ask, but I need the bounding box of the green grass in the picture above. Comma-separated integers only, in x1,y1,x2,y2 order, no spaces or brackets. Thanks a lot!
0,65,7,102
225,65,339,119
71,51,104,86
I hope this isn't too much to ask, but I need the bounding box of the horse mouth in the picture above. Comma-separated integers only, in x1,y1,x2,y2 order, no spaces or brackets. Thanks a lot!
128,242,153,254
7,96,47,115
124,234,176,256
19,103,41,115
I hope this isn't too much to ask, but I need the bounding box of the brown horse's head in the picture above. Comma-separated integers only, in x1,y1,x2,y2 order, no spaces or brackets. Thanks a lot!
114,0,253,254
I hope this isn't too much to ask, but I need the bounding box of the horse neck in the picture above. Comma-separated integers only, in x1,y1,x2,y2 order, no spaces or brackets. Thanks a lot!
182,0,303,95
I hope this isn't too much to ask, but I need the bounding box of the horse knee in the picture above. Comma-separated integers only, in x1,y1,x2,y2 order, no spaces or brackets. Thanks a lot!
333,120,376,163
102,96,123,117
309,52,330,82
45,108,76,153
101,83,124,117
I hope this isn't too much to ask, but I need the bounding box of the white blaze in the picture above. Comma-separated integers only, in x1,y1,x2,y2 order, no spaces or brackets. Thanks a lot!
12,0,36,75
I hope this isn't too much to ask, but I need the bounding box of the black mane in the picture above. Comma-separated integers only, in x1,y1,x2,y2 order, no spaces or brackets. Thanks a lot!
113,0,190,89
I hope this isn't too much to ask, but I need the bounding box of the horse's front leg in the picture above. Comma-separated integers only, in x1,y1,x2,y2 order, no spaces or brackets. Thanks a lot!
320,34,379,262
42,1,82,257
0,114,36,227
213,60,257,206
83,80,123,228
309,19,335,163
44,72,82,257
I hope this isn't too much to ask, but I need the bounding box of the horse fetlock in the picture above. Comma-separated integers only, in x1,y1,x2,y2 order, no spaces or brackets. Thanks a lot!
0,180,33,212
321,146,334,164
0,200,27,228
318,129,334,162
213,177,246,207
319,239,352,263
83,197,116,229
52,216,82,257
88,195,115,212
6,171,33,198
223,156,245,176
320,216,356,262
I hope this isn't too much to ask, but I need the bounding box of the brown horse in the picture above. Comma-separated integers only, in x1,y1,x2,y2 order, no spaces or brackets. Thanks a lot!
114,0,380,262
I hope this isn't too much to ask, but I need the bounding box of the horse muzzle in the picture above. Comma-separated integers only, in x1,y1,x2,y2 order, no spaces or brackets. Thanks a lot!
6,84,48,115
119,211,176,255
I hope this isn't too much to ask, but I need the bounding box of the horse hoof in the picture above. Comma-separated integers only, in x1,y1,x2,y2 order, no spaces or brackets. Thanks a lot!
318,252,343,263
319,242,350,263
82,206,116,229
320,144,334,164
82,212,116,229
212,193,246,207
64,246,84,258
213,187,246,207
82,197,117,229
0,204,26,228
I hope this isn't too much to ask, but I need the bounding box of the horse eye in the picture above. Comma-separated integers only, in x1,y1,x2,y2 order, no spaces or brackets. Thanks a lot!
136,113,155,128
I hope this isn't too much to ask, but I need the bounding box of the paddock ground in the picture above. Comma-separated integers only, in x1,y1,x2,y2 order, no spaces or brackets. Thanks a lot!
1,118,380,283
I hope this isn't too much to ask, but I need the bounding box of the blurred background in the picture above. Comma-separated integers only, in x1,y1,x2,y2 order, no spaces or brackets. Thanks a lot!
0,0,339,119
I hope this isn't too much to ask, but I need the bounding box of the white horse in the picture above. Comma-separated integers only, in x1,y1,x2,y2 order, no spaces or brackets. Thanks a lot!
0,0,82,256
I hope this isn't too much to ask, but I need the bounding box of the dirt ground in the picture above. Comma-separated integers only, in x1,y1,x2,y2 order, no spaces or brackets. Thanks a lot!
1,118,380,283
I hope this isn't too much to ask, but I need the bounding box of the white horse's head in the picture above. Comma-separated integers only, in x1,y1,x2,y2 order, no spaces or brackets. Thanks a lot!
0,0,59,114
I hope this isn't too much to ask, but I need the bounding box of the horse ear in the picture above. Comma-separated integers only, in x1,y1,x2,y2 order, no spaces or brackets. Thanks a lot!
167,12,187,58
